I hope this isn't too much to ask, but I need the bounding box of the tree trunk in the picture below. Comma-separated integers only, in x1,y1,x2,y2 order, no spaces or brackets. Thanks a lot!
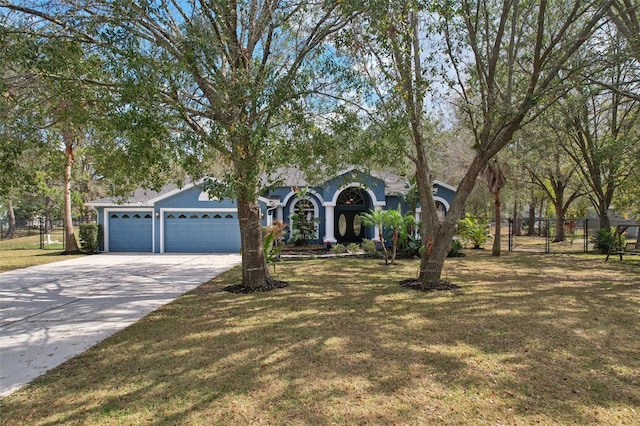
4,199,16,239
237,187,270,290
378,226,388,265
527,188,536,236
538,199,545,235
552,185,566,242
417,226,454,287
492,190,501,256
597,203,611,230
513,198,522,236
64,143,79,253
554,209,565,242
44,196,52,235
391,229,398,264
415,154,482,286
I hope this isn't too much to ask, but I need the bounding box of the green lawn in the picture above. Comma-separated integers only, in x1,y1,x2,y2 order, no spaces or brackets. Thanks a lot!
0,232,84,272
2,251,639,425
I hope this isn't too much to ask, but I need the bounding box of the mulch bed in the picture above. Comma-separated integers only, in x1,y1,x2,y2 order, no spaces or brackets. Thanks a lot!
224,279,289,294
399,279,461,292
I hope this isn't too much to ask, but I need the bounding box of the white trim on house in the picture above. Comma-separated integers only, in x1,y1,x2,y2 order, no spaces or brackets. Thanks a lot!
90,201,149,207
145,179,205,204
432,180,457,193
327,182,386,207
281,188,325,207
103,207,154,253
322,183,385,244
197,191,219,201
158,207,238,253
415,196,450,223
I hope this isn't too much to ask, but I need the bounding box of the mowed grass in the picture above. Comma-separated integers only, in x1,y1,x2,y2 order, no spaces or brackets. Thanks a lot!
2,251,639,425
0,232,84,272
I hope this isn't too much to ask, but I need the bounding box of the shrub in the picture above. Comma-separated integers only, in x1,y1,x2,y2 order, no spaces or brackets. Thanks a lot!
330,244,347,254
361,238,379,257
288,212,320,246
593,227,625,254
346,243,361,254
448,239,464,257
398,234,421,258
458,213,489,249
79,223,101,253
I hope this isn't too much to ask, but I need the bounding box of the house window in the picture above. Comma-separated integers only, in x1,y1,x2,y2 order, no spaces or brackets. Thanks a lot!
190,214,198,219
167,214,175,219
133,214,141,219
290,198,319,240
144,214,152,219
110,214,118,219
214,214,222,219
337,187,365,206
121,214,130,219
202,214,210,218
294,199,315,224
225,214,234,219
179,214,187,219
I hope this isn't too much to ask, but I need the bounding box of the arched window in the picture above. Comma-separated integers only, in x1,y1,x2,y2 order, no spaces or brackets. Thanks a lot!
166,214,175,219
144,214,152,219
110,214,118,219
294,199,315,223
337,187,365,206
225,214,234,219
290,197,319,240
121,214,130,219
133,214,141,219
202,214,210,219
178,214,187,219
190,214,198,219
214,214,222,219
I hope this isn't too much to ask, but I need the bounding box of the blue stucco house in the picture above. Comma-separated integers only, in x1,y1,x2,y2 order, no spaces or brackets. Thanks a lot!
87,167,456,253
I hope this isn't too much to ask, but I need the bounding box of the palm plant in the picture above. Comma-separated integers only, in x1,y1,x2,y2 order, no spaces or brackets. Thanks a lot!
360,209,389,264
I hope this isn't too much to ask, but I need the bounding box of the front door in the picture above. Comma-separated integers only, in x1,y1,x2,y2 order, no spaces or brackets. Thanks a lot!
335,211,365,243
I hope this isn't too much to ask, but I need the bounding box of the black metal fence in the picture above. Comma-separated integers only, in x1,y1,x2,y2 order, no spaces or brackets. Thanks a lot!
0,217,88,251
503,217,639,254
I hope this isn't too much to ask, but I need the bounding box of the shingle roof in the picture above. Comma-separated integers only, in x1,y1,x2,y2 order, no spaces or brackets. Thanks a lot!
89,168,448,206
87,183,182,206
263,166,411,195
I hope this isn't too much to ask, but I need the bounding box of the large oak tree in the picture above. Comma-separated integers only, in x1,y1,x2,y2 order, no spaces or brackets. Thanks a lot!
352,0,612,286
1,1,356,288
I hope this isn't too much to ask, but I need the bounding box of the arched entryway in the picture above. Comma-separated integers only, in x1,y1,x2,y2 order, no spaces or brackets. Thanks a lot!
335,187,371,243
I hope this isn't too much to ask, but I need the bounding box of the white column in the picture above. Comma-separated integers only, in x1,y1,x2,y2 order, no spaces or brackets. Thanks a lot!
323,204,336,243
276,205,284,221
373,205,383,241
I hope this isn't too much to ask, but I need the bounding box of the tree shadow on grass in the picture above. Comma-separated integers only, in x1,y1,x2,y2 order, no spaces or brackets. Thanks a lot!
2,254,639,425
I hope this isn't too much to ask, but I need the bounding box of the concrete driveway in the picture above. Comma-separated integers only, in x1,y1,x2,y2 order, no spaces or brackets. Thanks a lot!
0,253,241,398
